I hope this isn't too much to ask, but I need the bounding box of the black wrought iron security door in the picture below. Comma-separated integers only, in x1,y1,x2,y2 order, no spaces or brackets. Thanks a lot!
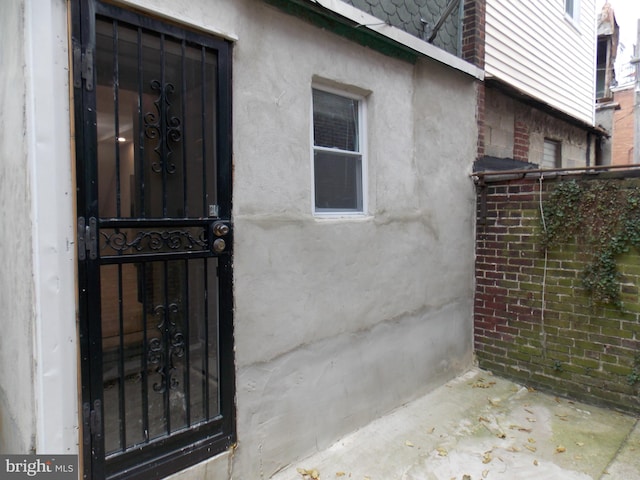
73,2,234,479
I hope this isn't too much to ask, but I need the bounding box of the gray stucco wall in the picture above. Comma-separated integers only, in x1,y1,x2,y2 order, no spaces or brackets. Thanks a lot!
0,0,36,454
229,1,477,477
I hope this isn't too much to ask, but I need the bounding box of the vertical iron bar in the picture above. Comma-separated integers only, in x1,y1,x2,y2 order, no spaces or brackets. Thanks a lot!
113,20,122,218
181,40,189,217
203,258,210,420
183,259,191,426
163,260,171,434
117,264,126,450
160,34,168,217
137,27,145,219
201,46,207,217
141,262,149,443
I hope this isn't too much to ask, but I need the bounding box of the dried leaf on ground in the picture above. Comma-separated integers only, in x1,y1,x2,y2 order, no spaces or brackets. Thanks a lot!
437,447,449,457
533,459,539,466
335,473,346,477
472,378,496,389
405,440,415,447
482,451,493,464
576,442,585,447
297,468,320,479
525,444,537,453
556,445,566,453
462,475,472,480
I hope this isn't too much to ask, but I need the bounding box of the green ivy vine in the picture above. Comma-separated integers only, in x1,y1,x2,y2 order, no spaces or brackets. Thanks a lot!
541,179,640,307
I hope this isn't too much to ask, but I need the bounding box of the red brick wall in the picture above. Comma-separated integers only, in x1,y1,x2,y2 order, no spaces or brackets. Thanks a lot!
612,87,634,165
462,0,485,69
475,174,640,412
463,0,486,160
513,118,530,162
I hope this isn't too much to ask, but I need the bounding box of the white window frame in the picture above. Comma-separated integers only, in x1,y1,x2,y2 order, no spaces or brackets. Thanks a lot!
543,138,562,169
564,0,580,25
311,84,368,217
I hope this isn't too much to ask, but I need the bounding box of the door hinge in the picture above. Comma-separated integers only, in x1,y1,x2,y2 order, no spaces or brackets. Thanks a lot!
82,400,102,444
73,42,94,91
78,217,98,260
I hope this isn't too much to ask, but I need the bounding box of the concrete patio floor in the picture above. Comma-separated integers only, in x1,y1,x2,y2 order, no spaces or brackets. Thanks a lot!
270,368,640,480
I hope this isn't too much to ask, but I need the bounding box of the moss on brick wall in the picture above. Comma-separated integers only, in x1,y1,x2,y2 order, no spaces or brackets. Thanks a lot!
475,174,640,413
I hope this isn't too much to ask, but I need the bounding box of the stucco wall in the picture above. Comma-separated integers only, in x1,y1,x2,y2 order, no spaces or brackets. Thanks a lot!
0,0,77,455
0,0,36,454
220,0,477,476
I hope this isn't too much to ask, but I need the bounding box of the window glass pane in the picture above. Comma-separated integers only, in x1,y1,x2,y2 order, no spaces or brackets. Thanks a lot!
543,140,560,168
313,89,359,152
314,151,362,210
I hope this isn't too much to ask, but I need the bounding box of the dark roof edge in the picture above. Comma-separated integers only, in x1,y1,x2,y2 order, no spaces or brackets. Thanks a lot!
263,0,483,79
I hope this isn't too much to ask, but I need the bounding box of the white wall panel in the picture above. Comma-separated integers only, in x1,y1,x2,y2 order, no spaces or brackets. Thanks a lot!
486,0,596,124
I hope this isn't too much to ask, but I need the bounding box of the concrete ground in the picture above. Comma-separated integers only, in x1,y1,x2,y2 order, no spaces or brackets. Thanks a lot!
270,369,640,480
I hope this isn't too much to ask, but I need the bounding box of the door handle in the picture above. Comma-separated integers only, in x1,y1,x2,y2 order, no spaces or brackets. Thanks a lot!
212,221,229,237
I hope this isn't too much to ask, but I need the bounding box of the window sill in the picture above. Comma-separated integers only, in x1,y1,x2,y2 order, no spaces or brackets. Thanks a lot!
313,212,373,222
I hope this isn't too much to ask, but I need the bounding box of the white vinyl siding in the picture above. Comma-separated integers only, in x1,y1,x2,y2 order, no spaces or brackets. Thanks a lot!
485,0,595,125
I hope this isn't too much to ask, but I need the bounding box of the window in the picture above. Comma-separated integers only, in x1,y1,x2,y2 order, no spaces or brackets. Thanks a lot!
543,139,561,168
596,37,613,100
312,87,366,214
564,0,579,21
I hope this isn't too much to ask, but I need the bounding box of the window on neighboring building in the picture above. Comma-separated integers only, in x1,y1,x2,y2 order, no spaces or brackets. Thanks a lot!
565,0,579,22
596,38,608,99
312,87,366,214
543,139,561,168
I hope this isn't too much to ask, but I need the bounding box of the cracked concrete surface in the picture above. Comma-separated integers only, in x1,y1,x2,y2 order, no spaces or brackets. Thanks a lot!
270,369,640,480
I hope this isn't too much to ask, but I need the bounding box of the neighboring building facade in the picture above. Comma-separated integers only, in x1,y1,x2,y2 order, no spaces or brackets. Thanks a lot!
611,85,636,164
595,1,620,165
480,0,601,170
0,1,482,479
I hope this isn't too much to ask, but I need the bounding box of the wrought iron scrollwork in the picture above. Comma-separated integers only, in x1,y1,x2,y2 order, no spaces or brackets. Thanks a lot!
148,303,185,393
101,228,207,255
144,79,182,174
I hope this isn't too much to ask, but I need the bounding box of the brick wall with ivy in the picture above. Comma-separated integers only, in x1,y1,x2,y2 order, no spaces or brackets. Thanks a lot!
475,172,640,413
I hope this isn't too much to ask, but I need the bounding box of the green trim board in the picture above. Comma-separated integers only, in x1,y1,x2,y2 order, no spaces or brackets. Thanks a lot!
263,0,419,63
